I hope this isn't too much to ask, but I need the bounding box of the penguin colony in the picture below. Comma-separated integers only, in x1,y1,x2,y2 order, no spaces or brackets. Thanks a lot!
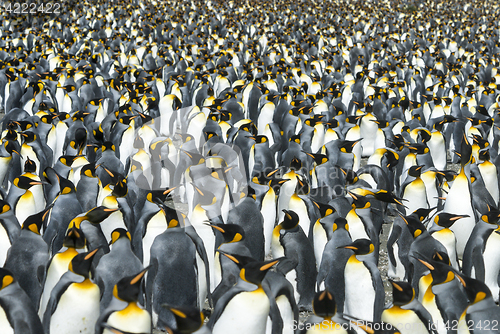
1,0,500,333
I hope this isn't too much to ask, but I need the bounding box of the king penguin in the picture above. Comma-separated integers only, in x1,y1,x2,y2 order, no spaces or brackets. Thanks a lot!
208,254,282,334
0,267,45,334
98,268,151,334
339,238,384,322
272,210,317,311
43,248,101,334
4,206,52,309
381,280,434,334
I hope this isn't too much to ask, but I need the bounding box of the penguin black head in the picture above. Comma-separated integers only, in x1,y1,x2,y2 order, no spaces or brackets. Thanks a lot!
112,176,128,197
338,238,374,255
371,190,406,207
481,207,500,224
416,257,457,285
432,251,451,265
0,268,15,290
192,185,216,206
304,151,329,165
339,139,362,154
21,131,36,143
478,149,490,162
407,165,424,177
457,275,492,305
24,157,37,173
399,213,426,239
289,156,302,171
63,226,86,249
207,223,245,244
110,228,132,245
389,280,414,306
57,174,76,195
22,204,53,234
312,289,337,318
238,258,282,286
81,163,98,178
332,218,349,232
312,200,336,218
13,175,43,189
85,206,119,224
295,176,310,195
341,168,358,184
281,210,300,230
69,248,99,278
412,207,437,222
351,195,371,209
113,267,149,302
102,141,116,152
162,305,205,334
460,134,473,168
406,143,429,155
0,200,11,214
434,213,469,229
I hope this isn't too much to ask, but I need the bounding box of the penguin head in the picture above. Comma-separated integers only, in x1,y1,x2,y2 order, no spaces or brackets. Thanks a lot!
69,248,99,278
13,175,43,190
112,175,128,197
280,210,300,230
162,305,204,334
332,218,349,232
399,213,426,238
113,267,149,302
457,275,492,305
338,239,374,255
238,258,282,286
206,223,245,244
312,289,337,318
192,185,216,206
433,213,469,229
407,165,424,177
312,200,336,218
110,228,132,245
412,207,437,222
85,206,119,225
481,207,500,225
24,157,37,173
21,204,53,235
56,174,76,195
304,151,329,165
63,226,86,249
432,251,451,265
20,131,36,143
460,133,473,168
339,139,362,154
351,195,371,209
289,156,302,171
341,168,358,184
102,141,116,152
0,200,11,214
295,176,310,195
0,268,15,290
389,280,414,306
416,257,457,285
81,163,98,178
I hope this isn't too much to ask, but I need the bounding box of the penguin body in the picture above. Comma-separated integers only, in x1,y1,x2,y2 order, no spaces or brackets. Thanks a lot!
4,208,51,308
272,210,317,311
43,249,100,334
340,239,384,322
147,227,198,329
94,228,143,313
0,268,44,334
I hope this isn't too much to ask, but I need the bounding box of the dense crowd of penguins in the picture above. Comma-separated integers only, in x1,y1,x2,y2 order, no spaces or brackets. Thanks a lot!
1,0,500,333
